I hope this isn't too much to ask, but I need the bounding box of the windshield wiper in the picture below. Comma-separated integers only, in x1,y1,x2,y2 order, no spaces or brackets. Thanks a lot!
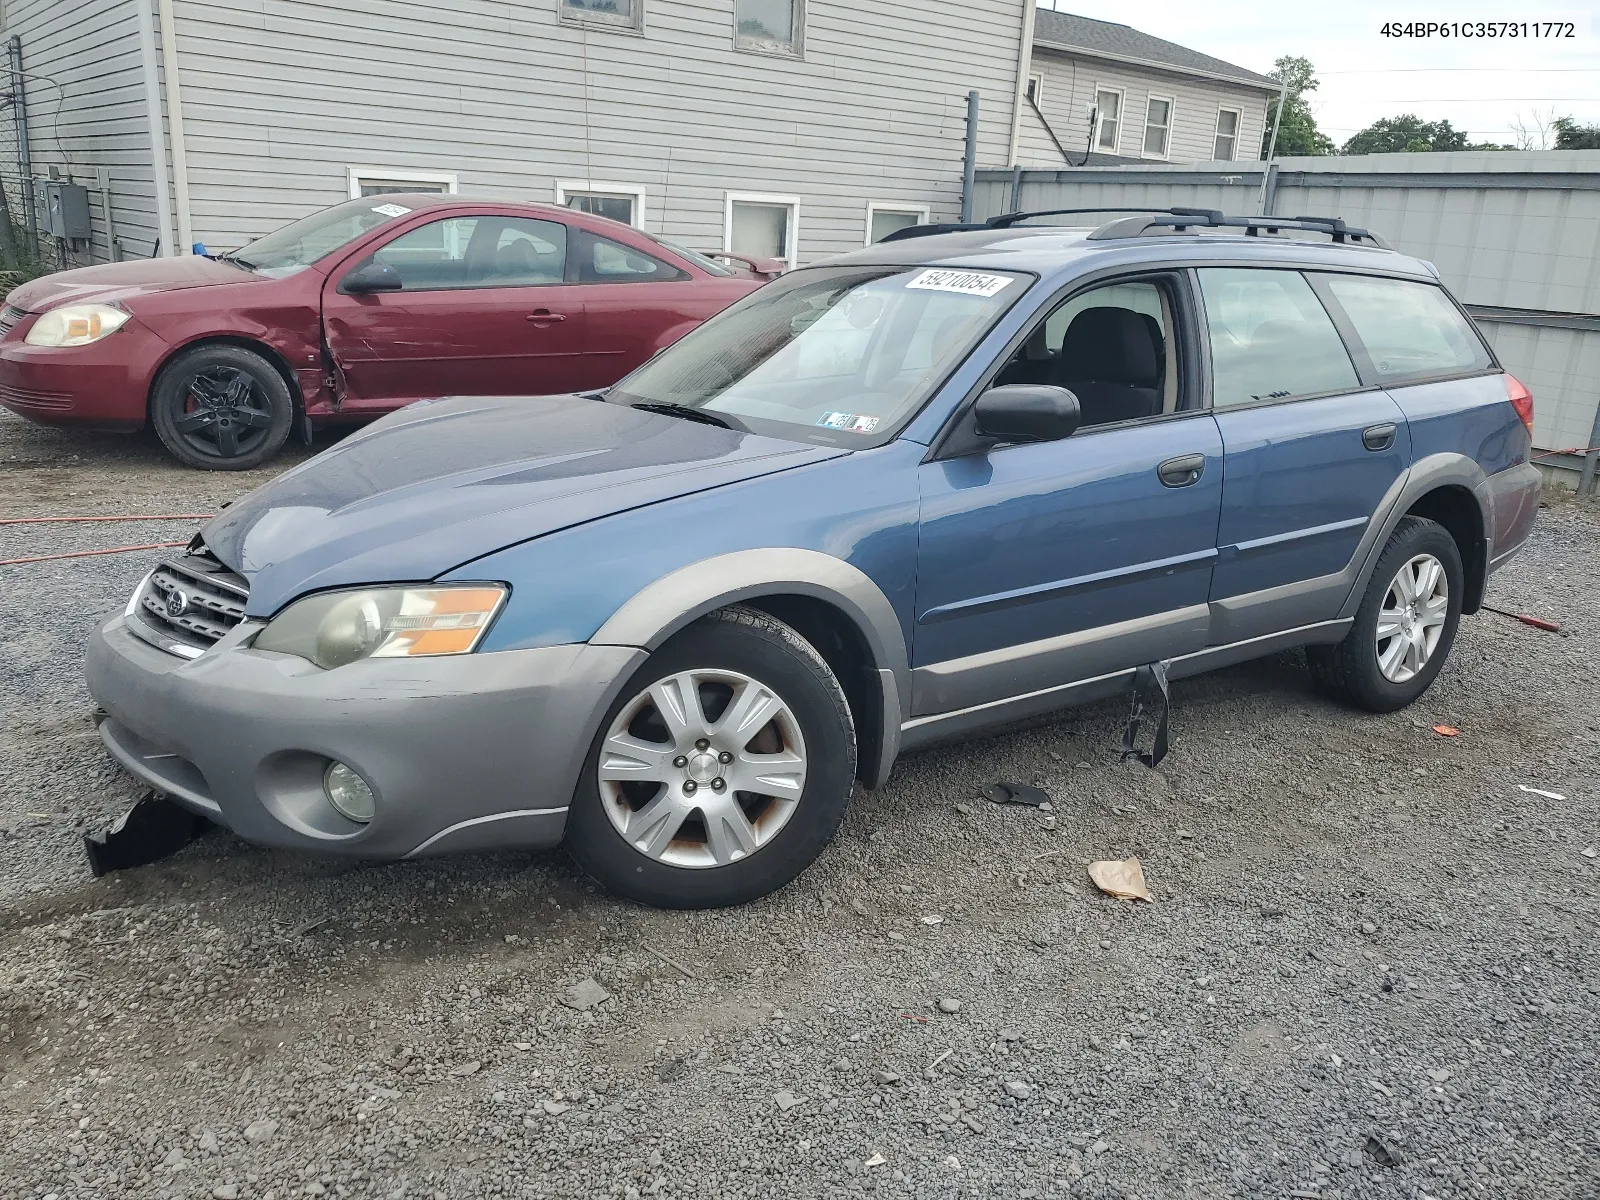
629,401,733,429
220,254,257,271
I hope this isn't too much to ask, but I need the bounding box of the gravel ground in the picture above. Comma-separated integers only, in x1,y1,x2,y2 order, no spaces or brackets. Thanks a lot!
1,408,1597,1200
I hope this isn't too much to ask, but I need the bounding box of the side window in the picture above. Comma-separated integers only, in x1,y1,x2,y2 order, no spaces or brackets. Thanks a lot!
1196,268,1359,407
994,278,1178,429
1322,275,1492,383
579,233,684,283
372,217,567,290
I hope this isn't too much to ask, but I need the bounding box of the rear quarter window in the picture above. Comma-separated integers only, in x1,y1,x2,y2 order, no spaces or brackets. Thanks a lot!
1322,275,1493,384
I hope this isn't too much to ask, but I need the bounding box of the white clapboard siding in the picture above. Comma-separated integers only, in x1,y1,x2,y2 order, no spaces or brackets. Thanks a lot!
164,0,1029,260
2,0,163,261
1021,49,1271,168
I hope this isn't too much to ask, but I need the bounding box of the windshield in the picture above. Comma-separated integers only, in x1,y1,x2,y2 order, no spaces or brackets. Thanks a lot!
227,197,415,276
654,237,735,276
608,264,1029,446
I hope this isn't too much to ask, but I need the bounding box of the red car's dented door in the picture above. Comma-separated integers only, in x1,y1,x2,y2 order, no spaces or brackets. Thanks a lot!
321,212,591,409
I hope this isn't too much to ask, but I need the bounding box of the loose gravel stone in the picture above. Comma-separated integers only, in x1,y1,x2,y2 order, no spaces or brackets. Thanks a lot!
937,997,962,1013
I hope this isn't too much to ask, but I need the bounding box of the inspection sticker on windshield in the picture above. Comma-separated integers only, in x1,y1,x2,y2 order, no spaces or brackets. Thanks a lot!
905,269,1012,297
370,203,411,218
817,412,880,434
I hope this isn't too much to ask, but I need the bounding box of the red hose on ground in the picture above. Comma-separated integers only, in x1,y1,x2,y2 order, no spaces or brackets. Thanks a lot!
0,514,212,525
0,542,189,567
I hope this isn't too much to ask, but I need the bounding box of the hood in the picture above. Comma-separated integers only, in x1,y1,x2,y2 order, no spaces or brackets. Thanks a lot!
203,394,846,616
6,256,265,311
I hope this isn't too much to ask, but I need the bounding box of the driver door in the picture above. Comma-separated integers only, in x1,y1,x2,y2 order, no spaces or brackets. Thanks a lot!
911,274,1223,717
322,213,590,409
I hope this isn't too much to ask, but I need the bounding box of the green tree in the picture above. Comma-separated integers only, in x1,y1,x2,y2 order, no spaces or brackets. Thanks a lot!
1342,115,1510,154
1262,56,1334,157
1553,116,1600,149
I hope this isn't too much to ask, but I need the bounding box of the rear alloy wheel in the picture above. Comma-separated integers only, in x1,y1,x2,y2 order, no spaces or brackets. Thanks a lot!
1308,515,1464,713
151,344,293,470
566,606,856,908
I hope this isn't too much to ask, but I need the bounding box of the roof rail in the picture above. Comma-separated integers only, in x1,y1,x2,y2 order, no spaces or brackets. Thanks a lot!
986,206,1224,229
1085,210,1390,248
878,221,989,243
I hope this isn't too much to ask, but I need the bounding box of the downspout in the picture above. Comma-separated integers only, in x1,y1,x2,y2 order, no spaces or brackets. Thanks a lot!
1006,0,1038,166
155,0,193,252
1256,78,1287,216
134,0,176,256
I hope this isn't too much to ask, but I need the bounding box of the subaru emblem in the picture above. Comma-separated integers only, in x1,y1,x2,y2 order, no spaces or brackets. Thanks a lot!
165,588,191,618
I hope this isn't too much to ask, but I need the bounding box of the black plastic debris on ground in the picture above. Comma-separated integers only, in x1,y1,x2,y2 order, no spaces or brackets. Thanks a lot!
983,782,1051,808
1121,660,1172,768
83,793,211,877
1364,1136,1400,1168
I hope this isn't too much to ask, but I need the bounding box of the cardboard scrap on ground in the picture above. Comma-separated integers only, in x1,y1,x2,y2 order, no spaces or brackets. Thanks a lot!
1088,856,1152,903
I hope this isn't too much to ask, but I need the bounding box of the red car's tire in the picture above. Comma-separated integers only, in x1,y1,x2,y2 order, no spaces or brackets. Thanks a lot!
150,344,293,471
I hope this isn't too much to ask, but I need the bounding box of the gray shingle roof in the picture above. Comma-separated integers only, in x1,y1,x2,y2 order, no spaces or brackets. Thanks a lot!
1032,10,1279,90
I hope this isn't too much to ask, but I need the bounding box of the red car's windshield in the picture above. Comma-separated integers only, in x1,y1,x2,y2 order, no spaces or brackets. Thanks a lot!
227,197,414,277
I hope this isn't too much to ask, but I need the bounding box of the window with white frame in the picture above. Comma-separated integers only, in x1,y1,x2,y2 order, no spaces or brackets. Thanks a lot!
555,181,647,229
735,0,803,55
1143,95,1173,158
865,202,928,246
1025,73,1043,105
725,193,798,269
560,0,642,30
1213,108,1241,161
347,167,458,199
1094,88,1123,152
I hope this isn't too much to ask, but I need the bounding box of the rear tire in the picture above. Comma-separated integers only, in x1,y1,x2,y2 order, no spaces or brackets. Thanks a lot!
150,344,293,470
565,606,856,909
1308,515,1463,713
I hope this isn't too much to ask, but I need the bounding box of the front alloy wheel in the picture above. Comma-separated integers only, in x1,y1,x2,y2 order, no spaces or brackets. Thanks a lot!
598,668,808,869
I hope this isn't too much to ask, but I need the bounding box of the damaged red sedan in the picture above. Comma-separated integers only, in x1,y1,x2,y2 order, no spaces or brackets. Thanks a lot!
0,194,769,468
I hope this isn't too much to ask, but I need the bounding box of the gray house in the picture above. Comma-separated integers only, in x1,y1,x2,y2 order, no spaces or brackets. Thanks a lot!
1019,11,1278,167
1,0,1035,270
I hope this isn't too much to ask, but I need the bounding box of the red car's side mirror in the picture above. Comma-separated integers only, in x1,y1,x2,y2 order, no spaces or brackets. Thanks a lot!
341,261,404,295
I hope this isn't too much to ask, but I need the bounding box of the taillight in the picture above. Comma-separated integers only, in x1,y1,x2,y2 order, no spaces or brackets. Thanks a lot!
1504,373,1534,435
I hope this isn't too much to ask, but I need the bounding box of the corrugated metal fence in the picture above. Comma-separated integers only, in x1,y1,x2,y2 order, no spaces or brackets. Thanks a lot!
974,151,1600,491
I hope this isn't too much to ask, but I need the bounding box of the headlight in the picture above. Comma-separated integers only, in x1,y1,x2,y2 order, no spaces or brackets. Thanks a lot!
24,304,132,347
253,585,507,669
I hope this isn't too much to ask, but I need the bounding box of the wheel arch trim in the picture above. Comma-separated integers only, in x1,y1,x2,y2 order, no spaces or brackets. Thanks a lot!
590,548,908,789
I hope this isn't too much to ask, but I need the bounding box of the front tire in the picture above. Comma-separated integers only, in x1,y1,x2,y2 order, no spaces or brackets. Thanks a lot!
150,344,293,470
565,606,856,909
1308,515,1463,713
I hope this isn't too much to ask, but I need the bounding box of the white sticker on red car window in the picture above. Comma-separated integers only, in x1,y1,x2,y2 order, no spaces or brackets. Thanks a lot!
817,412,881,433
370,203,411,218
905,269,1013,298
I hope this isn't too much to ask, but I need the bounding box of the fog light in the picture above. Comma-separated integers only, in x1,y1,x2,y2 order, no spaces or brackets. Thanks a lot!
323,761,375,823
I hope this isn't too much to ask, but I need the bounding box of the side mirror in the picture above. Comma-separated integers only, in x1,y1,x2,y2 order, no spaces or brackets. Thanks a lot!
341,261,403,295
972,384,1081,444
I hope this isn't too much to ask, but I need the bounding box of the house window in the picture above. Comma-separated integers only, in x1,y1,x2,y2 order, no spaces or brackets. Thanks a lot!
1214,108,1241,161
555,181,647,229
735,0,803,55
725,192,799,269
560,0,642,30
865,202,929,246
1094,88,1123,152
347,167,458,199
1026,73,1043,105
1143,96,1173,158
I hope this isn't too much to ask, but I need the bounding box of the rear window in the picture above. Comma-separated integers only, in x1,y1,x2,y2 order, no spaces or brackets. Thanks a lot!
1196,268,1359,407
1322,275,1493,384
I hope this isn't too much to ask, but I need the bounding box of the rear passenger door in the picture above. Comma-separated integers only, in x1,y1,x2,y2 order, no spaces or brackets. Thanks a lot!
1198,267,1411,644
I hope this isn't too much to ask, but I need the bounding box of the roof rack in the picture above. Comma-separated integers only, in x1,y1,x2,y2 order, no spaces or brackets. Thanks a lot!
878,206,1390,249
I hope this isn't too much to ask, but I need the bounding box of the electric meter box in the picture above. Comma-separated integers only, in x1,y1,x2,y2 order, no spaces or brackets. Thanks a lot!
45,182,93,240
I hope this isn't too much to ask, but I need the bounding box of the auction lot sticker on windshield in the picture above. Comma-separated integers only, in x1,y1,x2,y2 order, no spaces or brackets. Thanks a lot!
371,203,412,217
817,412,880,433
905,269,1013,298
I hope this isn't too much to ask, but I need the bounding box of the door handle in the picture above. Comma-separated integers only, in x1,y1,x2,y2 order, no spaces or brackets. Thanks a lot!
1363,423,1397,452
1157,453,1207,488
526,309,567,324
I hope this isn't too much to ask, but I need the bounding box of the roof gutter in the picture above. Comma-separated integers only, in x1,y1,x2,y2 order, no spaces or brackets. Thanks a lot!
1031,39,1279,93
134,0,176,256
1007,0,1038,166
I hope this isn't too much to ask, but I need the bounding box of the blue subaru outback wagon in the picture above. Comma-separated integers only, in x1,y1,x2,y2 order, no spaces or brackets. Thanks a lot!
87,208,1541,908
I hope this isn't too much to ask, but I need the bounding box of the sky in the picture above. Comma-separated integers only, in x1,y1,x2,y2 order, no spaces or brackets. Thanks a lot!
1039,0,1600,149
